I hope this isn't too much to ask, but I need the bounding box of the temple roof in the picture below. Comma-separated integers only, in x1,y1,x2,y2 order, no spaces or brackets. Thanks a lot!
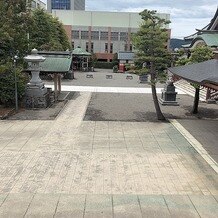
168,59,218,88
40,56,72,73
184,8,218,41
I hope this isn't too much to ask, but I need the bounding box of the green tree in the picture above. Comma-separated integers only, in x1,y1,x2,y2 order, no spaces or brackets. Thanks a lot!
30,9,70,51
176,46,213,114
132,10,171,120
0,0,32,63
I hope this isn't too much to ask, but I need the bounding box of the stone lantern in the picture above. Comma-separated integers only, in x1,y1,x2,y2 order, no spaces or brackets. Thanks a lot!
159,81,179,106
24,48,50,108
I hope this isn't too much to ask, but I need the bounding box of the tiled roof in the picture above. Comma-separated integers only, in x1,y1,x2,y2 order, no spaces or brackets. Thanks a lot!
168,59,218,86
40,56,72,73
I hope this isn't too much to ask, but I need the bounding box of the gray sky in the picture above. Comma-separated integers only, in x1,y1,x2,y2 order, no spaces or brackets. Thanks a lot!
42,0,218,38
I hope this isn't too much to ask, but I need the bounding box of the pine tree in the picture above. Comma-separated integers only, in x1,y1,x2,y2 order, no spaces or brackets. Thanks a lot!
132,10,171,120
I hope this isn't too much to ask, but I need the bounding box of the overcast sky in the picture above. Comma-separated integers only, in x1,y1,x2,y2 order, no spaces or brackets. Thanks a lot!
43,0,217,39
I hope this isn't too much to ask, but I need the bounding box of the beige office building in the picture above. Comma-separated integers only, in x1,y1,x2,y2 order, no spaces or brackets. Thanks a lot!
52,10,171,61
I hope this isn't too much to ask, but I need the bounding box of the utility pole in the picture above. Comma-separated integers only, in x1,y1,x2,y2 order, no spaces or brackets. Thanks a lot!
14,55,18,112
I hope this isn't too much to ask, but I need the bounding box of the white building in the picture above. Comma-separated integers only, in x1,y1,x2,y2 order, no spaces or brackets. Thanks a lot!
53,10,171,62
31,0,46,9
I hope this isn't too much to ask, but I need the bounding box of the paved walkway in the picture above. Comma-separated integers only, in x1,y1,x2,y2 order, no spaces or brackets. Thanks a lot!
45,84,185,94
0,92,217,217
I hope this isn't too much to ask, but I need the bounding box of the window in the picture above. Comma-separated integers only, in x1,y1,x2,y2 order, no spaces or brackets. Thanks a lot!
86,42,94,52
130,44,132,51
100,31,108,40
72,30,79,39
111,32,119,41
110,43,113,53
81,31,89,40
31,1,36,8
120,32,128,41
91,42,94,53
124,44,128,52
86,42,89,52
72,41,74,50
51,0,70,10
105,43,108,53
91,31,99,40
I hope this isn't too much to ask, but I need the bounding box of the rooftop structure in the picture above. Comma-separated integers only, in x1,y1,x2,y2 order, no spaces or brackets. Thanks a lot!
47,0,85,12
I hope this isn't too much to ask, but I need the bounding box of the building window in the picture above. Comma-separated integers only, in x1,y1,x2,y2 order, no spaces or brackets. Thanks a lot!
124,44,128,51
51,0,71,10
110,43,113,53
86,42,89,52
72,41,74,50
105,43,108,53
72,30,79,39
91,42,94,53
31,1,36,8
111,32,119,41
81,31,89,40
130,44,132,51
91,31,99,40
100,31,108,40
120,32,128,41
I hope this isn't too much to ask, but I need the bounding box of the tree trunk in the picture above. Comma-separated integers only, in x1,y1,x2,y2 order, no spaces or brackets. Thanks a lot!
150,63,165,120
192,87,200,114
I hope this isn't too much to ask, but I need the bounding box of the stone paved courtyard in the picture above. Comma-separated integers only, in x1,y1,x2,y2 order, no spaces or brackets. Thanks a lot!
0,92,217,217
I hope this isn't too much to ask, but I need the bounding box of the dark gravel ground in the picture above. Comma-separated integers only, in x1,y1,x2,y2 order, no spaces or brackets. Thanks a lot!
84,93,218,122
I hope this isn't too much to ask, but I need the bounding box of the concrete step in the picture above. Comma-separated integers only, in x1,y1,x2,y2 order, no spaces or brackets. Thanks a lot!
174,79,207,101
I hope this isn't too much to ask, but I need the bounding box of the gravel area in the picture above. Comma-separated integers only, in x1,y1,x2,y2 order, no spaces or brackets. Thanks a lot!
84,93,218,122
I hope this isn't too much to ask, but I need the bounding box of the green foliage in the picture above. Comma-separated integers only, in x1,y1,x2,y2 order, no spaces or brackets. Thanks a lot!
94,62,114,69
30,9,70,51
190,46,213,63
0,63,28,105
132,9,171,81
176,46,213,66
0,0,32,63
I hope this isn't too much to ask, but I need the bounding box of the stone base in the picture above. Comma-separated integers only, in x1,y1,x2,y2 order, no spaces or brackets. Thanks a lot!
206,99,217,104
25,87,52,109
159,98,179,106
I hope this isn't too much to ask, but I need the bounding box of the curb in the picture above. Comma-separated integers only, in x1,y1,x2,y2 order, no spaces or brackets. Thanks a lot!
0,108,15,120
169,119,218,173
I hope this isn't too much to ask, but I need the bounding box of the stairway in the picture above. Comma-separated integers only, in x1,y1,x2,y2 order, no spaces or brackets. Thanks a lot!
174,79,207,102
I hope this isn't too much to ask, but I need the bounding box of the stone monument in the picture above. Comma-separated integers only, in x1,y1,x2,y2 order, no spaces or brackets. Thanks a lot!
159,81,179,106
24,49,51,108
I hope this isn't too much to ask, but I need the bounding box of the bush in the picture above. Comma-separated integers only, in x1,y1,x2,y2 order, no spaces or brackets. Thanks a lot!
93,61,115,69
0,63,27,106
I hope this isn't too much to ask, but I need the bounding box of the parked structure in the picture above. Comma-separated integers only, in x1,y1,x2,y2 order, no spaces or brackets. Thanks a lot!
47,0,85,12
52,10,170,62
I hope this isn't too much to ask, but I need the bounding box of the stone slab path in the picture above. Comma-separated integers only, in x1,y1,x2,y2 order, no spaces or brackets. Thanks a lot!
0,92,217,217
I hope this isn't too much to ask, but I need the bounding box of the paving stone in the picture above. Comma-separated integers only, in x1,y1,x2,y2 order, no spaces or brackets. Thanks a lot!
189,195,218,218
139,195,170,218
113,195,142,218
164,195,200,218
55,194,85,218
25,193,60,217
0,193,33,217
84,195,112,218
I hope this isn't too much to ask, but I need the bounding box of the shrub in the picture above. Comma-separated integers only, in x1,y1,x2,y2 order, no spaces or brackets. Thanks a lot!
0,63,27,106
93,61,114,69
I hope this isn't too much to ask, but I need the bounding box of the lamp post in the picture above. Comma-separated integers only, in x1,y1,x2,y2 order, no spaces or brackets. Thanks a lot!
14,55,18,112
